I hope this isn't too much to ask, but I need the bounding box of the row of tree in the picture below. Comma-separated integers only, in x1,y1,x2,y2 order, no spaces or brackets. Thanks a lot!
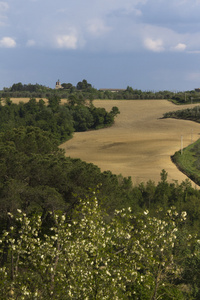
163,105,200,123
2,79,200,102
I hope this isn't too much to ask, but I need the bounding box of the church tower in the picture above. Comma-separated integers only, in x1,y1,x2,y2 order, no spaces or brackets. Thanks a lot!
55,79,63,89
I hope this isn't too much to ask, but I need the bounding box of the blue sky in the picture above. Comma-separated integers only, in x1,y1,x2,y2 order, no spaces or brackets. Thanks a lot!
1,0,200,91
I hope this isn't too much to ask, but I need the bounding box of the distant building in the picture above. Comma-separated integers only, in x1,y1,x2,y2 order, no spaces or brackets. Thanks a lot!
195,88,200,92
55,80,63,89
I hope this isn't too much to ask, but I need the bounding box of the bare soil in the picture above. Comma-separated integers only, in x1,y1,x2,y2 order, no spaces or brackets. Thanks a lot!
61,100,200,187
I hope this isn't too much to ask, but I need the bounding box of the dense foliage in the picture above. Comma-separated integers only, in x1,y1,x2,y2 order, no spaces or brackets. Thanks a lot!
0,96,119,143
1,190,200,299
0,126,132,230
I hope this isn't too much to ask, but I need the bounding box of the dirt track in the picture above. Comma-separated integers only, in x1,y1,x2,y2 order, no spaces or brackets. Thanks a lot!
61,100,200,187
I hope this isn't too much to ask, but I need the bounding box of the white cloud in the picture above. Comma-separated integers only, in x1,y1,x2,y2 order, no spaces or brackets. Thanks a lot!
173,43,187,51
0,37,16,48
56,34,78,49
3,0,200,54
144,38,164,52
140,24,191,53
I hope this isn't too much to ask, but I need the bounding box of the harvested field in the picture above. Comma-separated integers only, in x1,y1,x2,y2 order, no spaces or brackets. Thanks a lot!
8,98,48,104
61,100,200,187
7,98,68,105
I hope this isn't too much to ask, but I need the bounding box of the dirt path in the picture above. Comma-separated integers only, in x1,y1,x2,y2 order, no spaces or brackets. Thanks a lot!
61,100,200,187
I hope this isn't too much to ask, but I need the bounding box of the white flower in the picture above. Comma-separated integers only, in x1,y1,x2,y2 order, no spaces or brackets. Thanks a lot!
106,270,111,276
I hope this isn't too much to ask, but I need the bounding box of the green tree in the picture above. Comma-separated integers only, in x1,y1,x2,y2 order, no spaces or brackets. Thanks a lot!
71,105,94,131
48,95,61,113
61,83,73,89
76,79,92,91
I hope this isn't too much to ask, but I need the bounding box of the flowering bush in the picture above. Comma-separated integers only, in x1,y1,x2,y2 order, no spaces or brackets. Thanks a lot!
0,189,195,299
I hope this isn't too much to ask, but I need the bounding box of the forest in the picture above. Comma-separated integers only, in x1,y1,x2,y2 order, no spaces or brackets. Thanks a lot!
1,88,200,298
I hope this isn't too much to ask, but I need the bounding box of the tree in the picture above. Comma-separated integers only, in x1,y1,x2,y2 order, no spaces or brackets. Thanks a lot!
71,105,94,131
48,95,61,113
76,79,92,91
68,94,77,106
10,82,23,92
61,83,73,90
0,192,192,299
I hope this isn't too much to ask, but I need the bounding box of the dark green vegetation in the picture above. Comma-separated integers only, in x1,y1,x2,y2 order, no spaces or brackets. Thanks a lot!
2,79,200,101
0,126,134,231
0,96,119,142
163,105,200,123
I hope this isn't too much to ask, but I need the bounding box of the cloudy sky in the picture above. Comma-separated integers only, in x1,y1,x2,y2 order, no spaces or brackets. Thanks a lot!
1,0,200,91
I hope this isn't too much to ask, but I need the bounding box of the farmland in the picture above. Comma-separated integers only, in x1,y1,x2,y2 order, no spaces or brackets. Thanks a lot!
61,99,200,186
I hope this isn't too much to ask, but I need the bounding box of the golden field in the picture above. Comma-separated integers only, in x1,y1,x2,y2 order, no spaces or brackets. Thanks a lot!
61,100,200,187
9,98,200,186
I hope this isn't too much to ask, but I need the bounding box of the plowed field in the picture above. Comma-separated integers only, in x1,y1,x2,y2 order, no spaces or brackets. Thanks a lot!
61,100,200,187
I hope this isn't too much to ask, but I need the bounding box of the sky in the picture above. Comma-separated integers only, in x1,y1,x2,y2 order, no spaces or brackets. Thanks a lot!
1,0,200,91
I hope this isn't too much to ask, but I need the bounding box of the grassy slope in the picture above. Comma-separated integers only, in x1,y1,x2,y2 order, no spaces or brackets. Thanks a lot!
171,139,200,186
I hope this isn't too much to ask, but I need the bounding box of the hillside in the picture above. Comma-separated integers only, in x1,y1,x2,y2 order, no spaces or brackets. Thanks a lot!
61,100,200,186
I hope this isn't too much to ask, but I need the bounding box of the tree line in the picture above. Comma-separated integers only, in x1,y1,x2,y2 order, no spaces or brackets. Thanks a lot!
2,79,200,102
163,105,200,123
